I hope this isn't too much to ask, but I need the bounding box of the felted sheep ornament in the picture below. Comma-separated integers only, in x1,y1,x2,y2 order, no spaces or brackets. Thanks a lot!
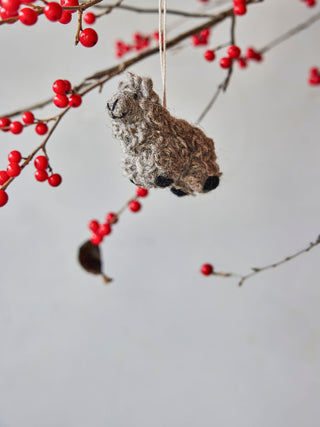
107,72,221,196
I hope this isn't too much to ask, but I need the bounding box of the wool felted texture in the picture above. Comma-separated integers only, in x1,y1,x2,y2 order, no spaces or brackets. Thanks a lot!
107,72,221,196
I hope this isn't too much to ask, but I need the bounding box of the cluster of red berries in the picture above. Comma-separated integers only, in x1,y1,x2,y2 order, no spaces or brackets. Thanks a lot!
0,0,98,47
191,29,210,47
89,186,148,245
33,155,62,186
237,46,262,68
52,79,82,109
0,111,48,136
115,32,151,58
300,0,317,7
200,263,214,276
204,44,242,68
233,0,247,16
0,150,22,206
308,67,320,85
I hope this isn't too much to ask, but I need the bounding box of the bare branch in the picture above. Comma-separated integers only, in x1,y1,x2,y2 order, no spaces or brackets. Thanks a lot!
210,236,320,286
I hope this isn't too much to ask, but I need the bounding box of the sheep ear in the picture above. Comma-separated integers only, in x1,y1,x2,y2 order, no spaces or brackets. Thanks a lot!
141,77,153,98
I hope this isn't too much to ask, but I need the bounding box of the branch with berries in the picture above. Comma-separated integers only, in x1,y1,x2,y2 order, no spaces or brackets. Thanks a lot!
200,236,320,286
1,0,319,284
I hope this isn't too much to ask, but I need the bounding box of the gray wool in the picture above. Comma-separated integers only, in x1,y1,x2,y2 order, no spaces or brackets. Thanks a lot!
107,72,221,195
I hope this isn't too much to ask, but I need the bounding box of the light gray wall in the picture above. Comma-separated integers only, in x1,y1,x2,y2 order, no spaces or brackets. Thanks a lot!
0,1,320,426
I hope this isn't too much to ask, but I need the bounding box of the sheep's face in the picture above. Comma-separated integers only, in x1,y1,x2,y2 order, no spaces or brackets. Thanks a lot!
107,73,160,125
107,89,147,124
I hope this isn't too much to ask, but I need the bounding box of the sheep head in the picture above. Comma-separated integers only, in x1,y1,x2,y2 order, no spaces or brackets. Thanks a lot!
107,72,161,124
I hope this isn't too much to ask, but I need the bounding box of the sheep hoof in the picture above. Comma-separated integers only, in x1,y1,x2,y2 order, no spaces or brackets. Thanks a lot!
155,176,174,187
171,187,188,197
203,176,220,192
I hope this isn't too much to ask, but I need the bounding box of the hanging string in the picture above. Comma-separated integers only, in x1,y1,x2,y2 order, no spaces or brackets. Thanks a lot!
158,0,167,108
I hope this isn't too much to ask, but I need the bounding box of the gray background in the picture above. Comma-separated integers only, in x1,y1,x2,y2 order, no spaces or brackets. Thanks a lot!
0,1,320,426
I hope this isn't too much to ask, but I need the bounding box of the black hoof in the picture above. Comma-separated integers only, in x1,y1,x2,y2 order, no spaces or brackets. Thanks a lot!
171,187,188,197
203,176,220,192
155,176,174,188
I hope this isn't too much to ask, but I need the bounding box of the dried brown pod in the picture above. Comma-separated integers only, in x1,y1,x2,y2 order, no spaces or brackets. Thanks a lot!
78,240,112,284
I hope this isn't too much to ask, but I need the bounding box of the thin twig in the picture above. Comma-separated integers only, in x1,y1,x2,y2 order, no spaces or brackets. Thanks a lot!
260,10,320,53
94,4,219,19
211,236,320,286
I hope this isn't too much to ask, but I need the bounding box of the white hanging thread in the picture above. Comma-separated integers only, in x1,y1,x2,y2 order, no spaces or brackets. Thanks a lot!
158,0,167,108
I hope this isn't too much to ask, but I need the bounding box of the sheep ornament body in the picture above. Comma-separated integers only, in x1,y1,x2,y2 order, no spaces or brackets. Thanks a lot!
107,72,221,196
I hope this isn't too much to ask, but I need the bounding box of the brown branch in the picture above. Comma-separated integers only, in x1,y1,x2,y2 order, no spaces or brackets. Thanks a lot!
75,10,83,45
211,236,320,286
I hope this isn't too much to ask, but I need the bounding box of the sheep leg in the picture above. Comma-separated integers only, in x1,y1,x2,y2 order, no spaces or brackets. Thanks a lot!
203,176,220,192
170,187,188,197
155,176,174,188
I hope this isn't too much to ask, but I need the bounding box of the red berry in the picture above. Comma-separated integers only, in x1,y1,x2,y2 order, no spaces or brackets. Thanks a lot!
8,150,22,163
309,67,319,77
53,94,69,108
52,79,67,95
219,57,232,69
0,190,8,207
44,2,62,21
10,121,23,134
58,10,72,24
237,58,247,68
22,111,34,124
309,75,320,85
89,220,99,232
106,212,118,224
306,0,316,6
233,0,246,4
246,47,256,59
7,162,21,177
128,200,141,212
0,171,9,185
60,0,78,12
79,28,98,47
233,4,247,15
136,187,148,197
227,45,241,59
204,49,215,62
1,0,20,12
48,173,62,187
34,155,48,170
35,123,48,135
200,263,214,276
68,93,82,108
35,170,48,182
0,117,11,132
18,7,38,25
99,223,111,236
0,7,18,22
90,233,102,245
200,29,210,38
64,80,72,92
191,35,201,46
84,12,95,24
